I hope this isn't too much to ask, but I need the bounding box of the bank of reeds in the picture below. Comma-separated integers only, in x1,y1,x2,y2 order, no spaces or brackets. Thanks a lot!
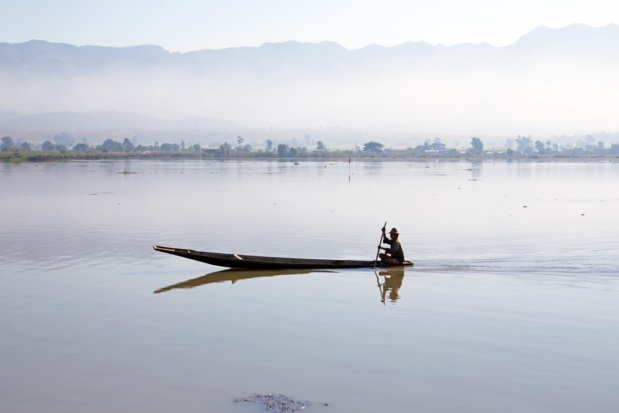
2,149,618,163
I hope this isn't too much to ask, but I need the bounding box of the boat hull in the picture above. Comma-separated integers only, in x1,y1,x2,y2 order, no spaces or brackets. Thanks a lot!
153,245,414,270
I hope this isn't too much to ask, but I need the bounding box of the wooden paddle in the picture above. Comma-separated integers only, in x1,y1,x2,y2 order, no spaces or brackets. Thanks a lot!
374,221,387,269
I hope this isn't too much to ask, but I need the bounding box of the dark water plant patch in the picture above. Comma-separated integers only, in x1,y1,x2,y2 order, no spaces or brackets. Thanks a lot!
234,393,328,412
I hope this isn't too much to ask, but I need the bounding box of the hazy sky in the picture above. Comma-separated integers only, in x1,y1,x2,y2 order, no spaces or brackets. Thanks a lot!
2,0,619,52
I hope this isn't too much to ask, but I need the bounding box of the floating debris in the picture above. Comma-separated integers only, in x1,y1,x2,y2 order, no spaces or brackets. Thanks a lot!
234,393,328,412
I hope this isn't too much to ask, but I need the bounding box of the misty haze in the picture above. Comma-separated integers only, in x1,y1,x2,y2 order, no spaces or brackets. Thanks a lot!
2,23,619,144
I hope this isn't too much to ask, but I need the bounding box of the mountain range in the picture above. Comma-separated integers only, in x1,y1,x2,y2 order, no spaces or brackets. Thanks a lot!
2,23,619,143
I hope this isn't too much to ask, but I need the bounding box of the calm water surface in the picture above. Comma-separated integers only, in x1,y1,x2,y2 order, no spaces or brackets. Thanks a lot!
1,159,618,412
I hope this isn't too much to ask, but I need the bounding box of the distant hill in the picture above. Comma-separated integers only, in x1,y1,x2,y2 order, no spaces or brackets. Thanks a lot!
0,111,237,131
510,23,619,57
3,24,619,73
2,23,619,138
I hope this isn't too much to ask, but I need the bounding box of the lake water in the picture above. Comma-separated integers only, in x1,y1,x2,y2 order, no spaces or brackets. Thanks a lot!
1,159,618,413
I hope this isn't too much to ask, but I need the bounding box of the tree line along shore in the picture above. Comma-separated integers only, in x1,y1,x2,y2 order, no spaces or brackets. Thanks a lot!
2,135,619,162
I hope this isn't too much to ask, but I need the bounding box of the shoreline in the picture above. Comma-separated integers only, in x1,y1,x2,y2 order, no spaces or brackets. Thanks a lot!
1,152,618,163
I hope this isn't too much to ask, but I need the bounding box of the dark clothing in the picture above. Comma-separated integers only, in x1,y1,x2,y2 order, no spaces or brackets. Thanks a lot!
383,238,405,263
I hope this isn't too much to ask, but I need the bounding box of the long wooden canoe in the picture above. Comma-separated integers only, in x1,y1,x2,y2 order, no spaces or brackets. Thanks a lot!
153,245,414,270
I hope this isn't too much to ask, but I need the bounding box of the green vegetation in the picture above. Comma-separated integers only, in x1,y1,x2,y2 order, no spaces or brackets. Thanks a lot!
2,135,619,163
363,141,384,153
470,137,484,155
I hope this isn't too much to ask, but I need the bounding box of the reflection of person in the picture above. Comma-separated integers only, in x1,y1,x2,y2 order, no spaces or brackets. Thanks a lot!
377,267,405,303
379,226,405,265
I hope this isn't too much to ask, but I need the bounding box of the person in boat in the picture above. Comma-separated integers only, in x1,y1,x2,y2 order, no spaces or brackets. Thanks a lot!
379,227,405,265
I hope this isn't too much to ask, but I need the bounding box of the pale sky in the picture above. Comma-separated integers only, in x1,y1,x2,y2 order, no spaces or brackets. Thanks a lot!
2,0,619,52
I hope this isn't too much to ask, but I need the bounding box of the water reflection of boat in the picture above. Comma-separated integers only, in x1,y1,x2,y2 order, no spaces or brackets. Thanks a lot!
154,245,414,269
154,268,333,294
376,267,406,304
